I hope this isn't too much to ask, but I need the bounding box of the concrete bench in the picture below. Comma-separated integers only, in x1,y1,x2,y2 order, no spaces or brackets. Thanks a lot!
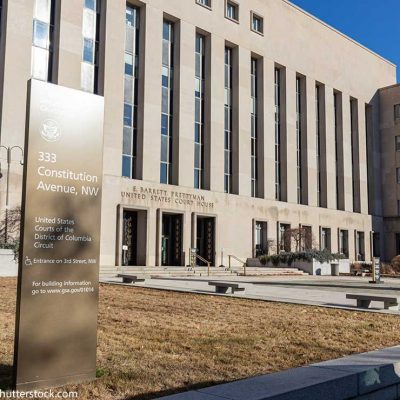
208,282,245,294
346,293,398,310
118,274,146,284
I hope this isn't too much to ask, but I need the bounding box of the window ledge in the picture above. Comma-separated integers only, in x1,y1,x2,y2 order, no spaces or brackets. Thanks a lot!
250,27,264,36
225,15,239,24
196,1,212,11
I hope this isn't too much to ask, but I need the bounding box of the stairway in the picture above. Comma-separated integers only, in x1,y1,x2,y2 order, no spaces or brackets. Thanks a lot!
99,265,308,279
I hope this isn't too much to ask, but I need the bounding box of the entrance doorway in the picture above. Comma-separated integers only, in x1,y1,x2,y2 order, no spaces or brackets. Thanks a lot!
121,209,147,266
196,216,215,265
161,213,183,266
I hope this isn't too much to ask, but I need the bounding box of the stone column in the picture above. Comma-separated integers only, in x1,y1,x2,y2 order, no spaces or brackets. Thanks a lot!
101,0,125,177
208,34,225,193
305,78,317,207
262,58,275,200
140,4,163,183
0,0,33,212
282,67,297,203
176,21,195,187
236,46,251,196
55,0,83,90
324,86,337,209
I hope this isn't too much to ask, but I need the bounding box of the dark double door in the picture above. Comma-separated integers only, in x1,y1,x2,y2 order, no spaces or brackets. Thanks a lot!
123,210,138,266
162,214,183,266
196,217,215,265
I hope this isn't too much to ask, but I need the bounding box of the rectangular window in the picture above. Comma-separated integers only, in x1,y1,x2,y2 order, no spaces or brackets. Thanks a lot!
296,77,303,204
397,168,400,184
32,0,56,82
339,230,349,257
224,47,233,193
255,221,268,256
279,224,291,253
251,12,263,34
251,58,259,197
122,5,140,179
320,228,331,251
274,68,281,201
396,136,400,152
225,0,239,22
196,0,211,9
160,20,174,184
316,85,322,207
372,232,380,258
81,0,101,93
302,226,312,251
395,104,400,121
397,200,400,216
356,231,365,261
194,33,205,189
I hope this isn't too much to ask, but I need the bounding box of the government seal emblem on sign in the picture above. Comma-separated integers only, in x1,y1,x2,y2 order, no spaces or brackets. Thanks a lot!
40,119,61,142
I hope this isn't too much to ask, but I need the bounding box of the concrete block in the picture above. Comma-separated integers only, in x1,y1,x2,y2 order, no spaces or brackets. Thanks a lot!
197,366,357,400
160,391,223,400
356,385,397,400
314,346,400,395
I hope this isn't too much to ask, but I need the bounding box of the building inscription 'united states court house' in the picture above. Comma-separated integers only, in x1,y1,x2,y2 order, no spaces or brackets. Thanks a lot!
0,0,399,269
122,186,215,209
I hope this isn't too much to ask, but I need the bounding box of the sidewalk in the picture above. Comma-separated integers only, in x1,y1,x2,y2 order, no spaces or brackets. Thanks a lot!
101,275,400,315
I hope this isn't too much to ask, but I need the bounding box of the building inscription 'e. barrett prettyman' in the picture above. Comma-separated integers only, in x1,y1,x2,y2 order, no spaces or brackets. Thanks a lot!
121,186,215,209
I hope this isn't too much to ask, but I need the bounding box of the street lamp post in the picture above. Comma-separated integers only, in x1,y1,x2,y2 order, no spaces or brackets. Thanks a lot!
0,145,24,243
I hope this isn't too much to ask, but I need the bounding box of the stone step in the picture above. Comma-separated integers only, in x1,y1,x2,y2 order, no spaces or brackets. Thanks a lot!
100,266,308,278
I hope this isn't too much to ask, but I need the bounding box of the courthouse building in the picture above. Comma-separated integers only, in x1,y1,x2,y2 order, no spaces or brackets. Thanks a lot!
0,0,399,268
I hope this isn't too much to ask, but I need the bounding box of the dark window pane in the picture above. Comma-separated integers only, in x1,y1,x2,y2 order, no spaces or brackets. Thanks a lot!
161,114,168,135
124,103,132,126
194,170,200,189
123,127,132,155
160,163,168,183
195,123,201,143
122,156,131,178
161,135,168,162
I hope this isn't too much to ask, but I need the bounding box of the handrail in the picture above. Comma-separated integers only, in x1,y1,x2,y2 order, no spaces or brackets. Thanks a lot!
228,255,247,276
189,248,212,276
194,254,211,277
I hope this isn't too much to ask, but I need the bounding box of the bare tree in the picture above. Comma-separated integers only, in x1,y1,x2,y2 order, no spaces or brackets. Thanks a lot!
0,206,21,244
283,227,315,252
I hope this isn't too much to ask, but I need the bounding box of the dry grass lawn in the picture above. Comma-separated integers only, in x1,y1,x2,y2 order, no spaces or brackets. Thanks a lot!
1,277,400,399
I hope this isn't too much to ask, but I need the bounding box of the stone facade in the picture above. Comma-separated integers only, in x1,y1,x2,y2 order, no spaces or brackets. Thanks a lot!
0,0,398,266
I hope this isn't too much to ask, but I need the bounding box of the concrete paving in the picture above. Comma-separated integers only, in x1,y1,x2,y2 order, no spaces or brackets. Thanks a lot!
101,275,400,315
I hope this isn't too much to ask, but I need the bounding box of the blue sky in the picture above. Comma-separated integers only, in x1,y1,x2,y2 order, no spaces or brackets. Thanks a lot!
289,0,400,82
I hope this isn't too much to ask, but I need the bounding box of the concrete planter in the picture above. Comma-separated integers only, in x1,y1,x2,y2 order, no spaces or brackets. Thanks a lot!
265,258,350,276
0,249,18,277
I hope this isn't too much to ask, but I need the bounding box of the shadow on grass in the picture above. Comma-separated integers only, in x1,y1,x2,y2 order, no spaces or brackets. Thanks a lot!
0,364,13,391
122,380,223,400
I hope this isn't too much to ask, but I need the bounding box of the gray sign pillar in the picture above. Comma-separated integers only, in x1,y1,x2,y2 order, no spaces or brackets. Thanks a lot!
14,80,104,390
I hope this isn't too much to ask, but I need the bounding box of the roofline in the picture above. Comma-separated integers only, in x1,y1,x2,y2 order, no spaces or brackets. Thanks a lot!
282,0,397,68
379,83,400,92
